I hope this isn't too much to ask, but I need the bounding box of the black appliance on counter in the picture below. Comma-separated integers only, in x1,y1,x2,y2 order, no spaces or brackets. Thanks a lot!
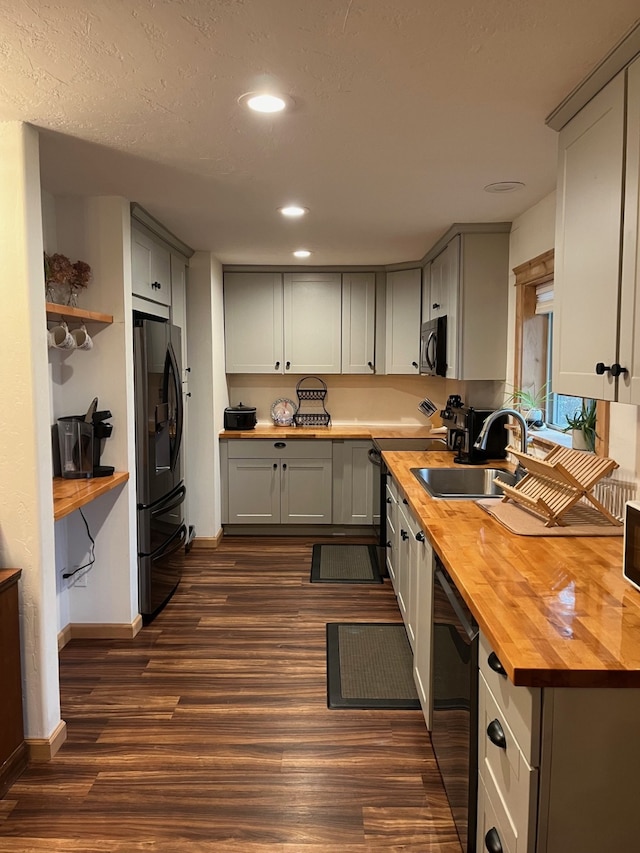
440,396,509,465
432,557,479,852
133,313,187,620
369,435,449,573
224,403,257,431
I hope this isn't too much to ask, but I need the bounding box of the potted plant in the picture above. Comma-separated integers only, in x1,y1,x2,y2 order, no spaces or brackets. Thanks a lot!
564,399,597,451
44,253,92,307
503,383,549,429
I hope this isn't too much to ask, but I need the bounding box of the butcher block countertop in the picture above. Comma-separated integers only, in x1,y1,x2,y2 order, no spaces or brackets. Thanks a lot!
219,424,443,440
383,450,639,690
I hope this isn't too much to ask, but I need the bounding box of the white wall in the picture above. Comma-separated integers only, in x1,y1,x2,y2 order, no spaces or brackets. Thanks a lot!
187,251,227,538
0,122,61,741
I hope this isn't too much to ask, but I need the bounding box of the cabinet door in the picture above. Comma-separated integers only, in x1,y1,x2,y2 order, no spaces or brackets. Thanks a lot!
283,272,342,373
430,238,460,378
227,458,280,523
224,272,284,373
337,441,374,525
281,458,332,523
619,57,640,404
412,526,433,729
385,268,421,374
553,71,625,400
342,272,376,374
132,226,172,306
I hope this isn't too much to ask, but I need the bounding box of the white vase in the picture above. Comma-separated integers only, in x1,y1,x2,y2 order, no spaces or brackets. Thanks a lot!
571,429,589,451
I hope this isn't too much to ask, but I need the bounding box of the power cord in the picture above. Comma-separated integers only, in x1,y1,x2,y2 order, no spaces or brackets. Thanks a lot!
62,507,96,579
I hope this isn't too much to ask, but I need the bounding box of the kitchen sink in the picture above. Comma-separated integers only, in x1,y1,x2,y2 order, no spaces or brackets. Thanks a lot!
410,466,517,500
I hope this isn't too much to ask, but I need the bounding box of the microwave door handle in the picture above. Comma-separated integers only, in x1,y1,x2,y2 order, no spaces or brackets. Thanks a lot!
426,332,437,370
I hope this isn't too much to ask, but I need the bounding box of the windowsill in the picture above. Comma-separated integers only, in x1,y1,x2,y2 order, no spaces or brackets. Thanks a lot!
527,426,572,448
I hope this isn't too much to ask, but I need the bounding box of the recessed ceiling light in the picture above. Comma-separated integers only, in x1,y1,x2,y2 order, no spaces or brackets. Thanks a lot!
484,181,525,194
279,205,308,217
293,249,311,258
239,92,290,113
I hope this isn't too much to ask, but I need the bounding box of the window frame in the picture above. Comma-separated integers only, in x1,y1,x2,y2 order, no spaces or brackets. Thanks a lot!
513,250,609,456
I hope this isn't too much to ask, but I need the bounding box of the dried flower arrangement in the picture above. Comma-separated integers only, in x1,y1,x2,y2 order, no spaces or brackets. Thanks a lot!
44,252,92,306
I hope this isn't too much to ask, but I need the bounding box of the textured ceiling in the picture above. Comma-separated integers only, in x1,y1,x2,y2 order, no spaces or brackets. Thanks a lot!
0,1,638,264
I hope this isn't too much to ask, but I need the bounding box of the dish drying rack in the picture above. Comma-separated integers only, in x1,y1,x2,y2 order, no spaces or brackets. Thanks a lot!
293,376,331,427
496,444,621,528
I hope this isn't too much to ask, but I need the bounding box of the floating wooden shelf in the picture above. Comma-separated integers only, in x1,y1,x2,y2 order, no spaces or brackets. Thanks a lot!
45,303,113,325
497,445,621,527
53,472,129,520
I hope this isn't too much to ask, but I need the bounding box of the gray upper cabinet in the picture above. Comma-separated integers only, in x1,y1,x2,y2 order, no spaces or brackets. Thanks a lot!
283,272,342,374
554,55,640,405
341,272,376,374
224,272,283,373
385,268,422,374
422,227,509,381
131,224,172,307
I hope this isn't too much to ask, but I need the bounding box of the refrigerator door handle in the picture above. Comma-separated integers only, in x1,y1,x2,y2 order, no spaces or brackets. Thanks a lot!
164,340,183,473
137,482,186,514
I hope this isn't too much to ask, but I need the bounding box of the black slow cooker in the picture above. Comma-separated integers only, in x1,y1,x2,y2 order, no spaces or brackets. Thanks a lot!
224,403,257,430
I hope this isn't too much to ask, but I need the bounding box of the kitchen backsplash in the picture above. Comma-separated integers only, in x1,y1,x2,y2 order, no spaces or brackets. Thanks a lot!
226,374,505,426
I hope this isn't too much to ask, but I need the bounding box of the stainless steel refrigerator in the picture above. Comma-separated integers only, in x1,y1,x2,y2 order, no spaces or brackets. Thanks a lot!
133,313,187,619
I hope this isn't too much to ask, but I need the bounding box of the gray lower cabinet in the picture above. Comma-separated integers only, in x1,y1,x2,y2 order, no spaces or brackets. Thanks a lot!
223,440,332,524
332,440,376,525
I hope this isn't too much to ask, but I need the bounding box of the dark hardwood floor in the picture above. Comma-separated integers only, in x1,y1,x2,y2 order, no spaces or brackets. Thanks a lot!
0,536,462,852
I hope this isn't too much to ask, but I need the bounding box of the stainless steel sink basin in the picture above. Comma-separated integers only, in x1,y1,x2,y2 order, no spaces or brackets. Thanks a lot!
410,466,517,499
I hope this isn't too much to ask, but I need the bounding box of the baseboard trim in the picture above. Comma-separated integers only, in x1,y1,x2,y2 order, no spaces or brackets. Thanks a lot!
26,719,67,763
191,531,223,548
57,615,143,650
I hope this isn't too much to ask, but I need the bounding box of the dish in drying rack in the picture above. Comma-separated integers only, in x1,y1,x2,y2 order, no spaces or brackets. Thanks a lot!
271,398,298,426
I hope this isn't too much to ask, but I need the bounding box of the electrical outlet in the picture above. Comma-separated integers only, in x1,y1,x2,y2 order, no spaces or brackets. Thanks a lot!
70,568,87,587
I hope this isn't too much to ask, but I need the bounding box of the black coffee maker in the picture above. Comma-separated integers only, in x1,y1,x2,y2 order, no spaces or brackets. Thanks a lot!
90,409,115,477
440,395,509,464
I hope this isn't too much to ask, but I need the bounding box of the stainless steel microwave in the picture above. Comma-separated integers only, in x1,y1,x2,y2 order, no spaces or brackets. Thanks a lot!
420,316,447,377
623,500,640,591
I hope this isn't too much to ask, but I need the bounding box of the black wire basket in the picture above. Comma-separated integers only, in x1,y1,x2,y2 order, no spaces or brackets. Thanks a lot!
293,376,331,427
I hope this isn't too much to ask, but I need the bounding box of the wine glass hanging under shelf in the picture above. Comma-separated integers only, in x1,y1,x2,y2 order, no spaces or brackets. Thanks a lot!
294,376,331,427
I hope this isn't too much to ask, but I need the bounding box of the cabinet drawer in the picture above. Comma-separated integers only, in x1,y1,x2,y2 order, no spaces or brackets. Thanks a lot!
225,440,333,460
479,632,541,766
479,673,538,846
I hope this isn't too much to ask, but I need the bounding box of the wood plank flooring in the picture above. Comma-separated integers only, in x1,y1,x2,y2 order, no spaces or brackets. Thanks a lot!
0,536,462,852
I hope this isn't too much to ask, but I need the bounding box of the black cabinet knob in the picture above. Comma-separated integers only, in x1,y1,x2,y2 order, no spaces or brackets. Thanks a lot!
386,540,392,548
275,361,280,369
403,498,408,505
596,362,628,377
273,463,277,470
411,361,418,369
432,302,440,309
487,651,507,678
282,463,287,470
386,497,392,504
415,531,425,542
400,529,409,540
274,442,286,448
368,361,374,371
286,361,291,370
485,827,503,853
487,719,507,749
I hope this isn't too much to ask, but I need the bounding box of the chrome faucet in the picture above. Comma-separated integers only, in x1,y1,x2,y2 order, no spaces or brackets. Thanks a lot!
474,408,529,480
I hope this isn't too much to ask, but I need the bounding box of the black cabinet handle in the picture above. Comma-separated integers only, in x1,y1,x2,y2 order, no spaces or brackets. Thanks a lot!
411,361,418,369
273,463,277,470
386,497,392,504
282,463,287,470
186,392,192,398
151,281,162,290
368,361,374,371
488,651,507,678
596,362,628,377
400,529,409,540
274,442,286,448
185,366,191,373
275,361,280,369
487,719,507,749
485,827,503,853
403,498,408,505
286,361,291,370
432,302,440,309
416,531,425,542
386,540,392,548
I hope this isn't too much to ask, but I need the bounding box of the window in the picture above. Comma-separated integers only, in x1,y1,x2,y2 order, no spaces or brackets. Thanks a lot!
513,250,608,455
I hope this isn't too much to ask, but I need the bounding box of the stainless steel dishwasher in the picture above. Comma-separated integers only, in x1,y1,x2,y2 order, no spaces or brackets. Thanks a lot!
431,557,479,853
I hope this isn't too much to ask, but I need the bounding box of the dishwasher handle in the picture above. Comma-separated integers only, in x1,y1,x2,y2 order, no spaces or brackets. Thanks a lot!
434,566,478,643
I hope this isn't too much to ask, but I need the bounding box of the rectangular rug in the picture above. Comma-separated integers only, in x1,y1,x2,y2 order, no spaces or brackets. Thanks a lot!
310,543,382,583
326,622,421,710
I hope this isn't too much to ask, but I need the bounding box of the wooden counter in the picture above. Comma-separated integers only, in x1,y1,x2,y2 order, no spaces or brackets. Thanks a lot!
53,472,129,520
220,424,445,440
383,450,638,689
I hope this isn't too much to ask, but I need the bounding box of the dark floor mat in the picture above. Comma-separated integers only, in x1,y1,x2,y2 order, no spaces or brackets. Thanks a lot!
310,543,382,583
326,622,421,710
